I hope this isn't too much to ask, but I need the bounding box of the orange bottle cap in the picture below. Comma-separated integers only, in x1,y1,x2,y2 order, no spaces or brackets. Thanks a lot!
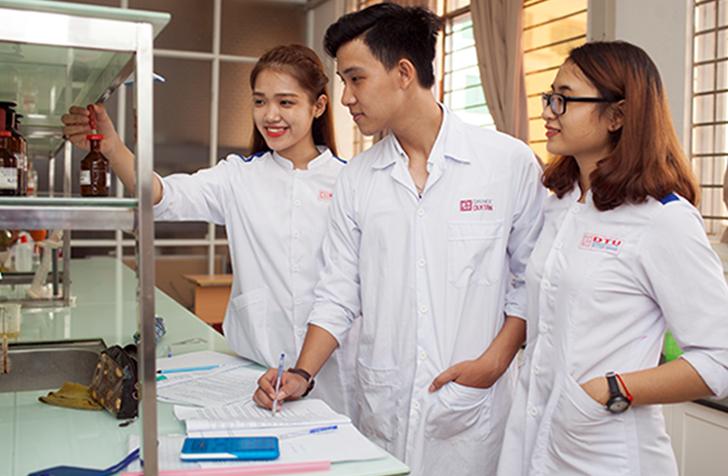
86,134,104,140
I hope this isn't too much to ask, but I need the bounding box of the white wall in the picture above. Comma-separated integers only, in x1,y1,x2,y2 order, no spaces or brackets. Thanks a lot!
308,0,355,161
611,0,693,151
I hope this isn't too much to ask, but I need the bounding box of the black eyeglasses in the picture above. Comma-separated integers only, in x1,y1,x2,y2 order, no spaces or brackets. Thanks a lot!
541,92,613,116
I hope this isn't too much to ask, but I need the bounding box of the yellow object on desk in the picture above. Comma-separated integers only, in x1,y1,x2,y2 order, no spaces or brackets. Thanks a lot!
38,382,103,410
182,274,232,325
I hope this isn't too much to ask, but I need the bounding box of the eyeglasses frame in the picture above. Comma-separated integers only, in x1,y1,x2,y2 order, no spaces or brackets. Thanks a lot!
541,92,613,116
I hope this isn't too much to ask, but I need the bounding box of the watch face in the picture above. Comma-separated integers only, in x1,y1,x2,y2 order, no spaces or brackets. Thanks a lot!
607,396,630,413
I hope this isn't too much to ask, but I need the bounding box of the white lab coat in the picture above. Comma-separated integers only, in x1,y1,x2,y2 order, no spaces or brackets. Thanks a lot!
308,106,546,476
498,187,728,476
154,148,359,421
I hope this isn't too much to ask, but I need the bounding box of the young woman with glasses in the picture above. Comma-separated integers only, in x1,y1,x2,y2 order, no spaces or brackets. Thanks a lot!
497,41,728,475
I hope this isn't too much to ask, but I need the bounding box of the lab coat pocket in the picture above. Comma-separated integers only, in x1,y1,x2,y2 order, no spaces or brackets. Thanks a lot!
425,382,493,441
546,373,630,474
228,287,269,357
356,359,401,443
447,220,504,287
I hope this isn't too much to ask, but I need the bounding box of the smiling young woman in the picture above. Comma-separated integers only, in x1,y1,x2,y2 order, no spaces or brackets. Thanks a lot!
61,44,359,424
497,41,728,476
541,41,698,211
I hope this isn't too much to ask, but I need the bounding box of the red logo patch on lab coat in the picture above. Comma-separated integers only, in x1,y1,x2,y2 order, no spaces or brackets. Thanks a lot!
318,190,332,202
460,198,493,212
579,233,624,255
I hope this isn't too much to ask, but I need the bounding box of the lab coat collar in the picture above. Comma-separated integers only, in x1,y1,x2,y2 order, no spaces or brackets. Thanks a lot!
569,181,592,205
272,146,333,171
370,104,472,171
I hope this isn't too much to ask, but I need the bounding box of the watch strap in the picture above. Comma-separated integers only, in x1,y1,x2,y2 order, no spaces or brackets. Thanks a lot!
606,372,621,398
287,368,315,398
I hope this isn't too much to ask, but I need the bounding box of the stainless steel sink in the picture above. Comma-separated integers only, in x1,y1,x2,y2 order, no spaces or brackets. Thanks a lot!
0,339,106,393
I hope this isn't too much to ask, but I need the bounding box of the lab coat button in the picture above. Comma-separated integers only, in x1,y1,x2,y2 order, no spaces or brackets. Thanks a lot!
541,280,551,290
554,241,563,249
295,298,302,306
419,305,428,314
293,230,300,239
413,401,421,410
530,407,538,416
294,199,301,207
571,206,580,214
417,208,425,217
418,259,426,267
539,323,549,334
533,365,540,375
296,328,304,336
292,264,300,272
419,352,427,360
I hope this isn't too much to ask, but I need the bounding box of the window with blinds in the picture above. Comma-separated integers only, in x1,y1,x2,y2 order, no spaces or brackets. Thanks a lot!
523,0,587,162
442,10,495,128
694,0,728,237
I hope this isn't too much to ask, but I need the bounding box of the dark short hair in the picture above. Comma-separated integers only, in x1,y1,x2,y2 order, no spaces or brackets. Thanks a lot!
542,41,699,210
323,3,442,89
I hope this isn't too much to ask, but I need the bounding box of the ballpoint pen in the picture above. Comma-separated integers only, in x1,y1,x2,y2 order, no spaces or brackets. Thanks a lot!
156,365,221,374
271,353,285,416
279,425,338,440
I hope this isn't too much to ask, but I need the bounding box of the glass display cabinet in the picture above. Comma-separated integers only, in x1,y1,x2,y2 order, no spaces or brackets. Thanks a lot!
0,1,170,474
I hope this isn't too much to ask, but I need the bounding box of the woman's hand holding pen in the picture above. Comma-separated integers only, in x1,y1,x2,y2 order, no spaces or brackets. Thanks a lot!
254,369,309,411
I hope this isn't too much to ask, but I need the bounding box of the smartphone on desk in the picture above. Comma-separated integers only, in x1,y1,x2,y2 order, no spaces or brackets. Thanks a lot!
180,436,280,461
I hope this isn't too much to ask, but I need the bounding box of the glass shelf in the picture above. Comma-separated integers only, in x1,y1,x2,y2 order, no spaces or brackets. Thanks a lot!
0,0,170,160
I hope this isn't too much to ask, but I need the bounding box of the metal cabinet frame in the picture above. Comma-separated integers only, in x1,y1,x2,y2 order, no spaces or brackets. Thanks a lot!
0,2,169,474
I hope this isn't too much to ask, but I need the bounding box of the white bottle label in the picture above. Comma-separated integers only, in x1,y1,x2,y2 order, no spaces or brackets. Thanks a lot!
106,171,111,187
0,167,18,189
80,170,91,186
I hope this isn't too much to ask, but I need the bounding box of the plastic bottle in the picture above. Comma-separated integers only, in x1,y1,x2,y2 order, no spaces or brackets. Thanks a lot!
14,234,32,272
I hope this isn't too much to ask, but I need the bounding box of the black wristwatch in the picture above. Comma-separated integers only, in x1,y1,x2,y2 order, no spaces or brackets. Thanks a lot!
605,371,631,413
287,368,315,398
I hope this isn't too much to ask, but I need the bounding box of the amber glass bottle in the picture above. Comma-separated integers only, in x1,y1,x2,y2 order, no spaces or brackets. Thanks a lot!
0,130,18,196
79,134,110,197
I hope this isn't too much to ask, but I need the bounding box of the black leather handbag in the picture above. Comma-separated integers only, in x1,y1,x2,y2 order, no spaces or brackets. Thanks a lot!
89,344,139,420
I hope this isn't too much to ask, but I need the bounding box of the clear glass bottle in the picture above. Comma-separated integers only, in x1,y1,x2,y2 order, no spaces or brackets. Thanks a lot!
14,113,26,196
79,134,109,197
26,159,37,197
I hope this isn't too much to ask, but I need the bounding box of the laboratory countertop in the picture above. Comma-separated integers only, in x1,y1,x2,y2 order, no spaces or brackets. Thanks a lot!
0,257,409,476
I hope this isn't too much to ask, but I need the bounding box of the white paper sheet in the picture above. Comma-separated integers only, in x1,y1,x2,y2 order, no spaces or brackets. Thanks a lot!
194,423,384,466
175,398,351,432
156,350,253,371
157,364,264,407
125,423,384,472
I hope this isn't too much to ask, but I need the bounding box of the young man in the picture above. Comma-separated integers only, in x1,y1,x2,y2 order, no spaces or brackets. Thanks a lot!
254,3,546,475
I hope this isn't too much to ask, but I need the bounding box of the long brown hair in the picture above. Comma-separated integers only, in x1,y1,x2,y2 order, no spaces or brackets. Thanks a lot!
542,41,699,210
249,44,338,157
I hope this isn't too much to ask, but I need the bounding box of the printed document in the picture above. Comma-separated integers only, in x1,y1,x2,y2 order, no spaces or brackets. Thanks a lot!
175,398,350,432
157,364,264,407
